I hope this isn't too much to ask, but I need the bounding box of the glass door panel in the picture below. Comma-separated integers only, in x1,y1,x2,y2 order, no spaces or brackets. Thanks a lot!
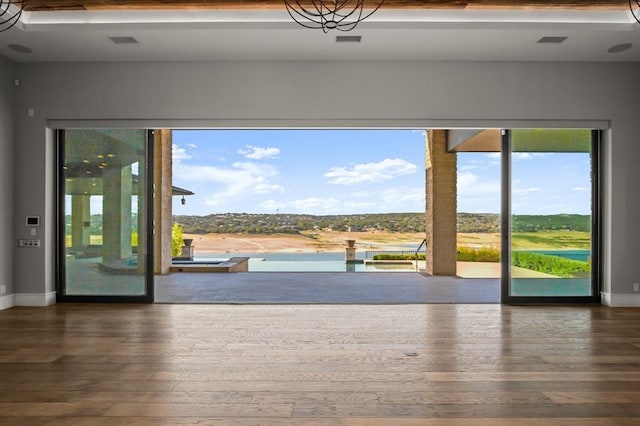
508,129,595,299
59,129,152,301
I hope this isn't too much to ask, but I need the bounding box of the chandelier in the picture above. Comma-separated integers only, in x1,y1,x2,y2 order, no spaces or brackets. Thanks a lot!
0,0,27,32
631,0,640,24
284,0,385,33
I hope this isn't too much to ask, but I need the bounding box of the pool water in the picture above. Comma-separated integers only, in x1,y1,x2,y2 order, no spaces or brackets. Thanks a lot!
194,253,418,272
247,259,417,272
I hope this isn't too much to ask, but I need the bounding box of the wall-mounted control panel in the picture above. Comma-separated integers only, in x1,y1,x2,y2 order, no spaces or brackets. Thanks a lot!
26,216,40,226
25,216,40,237
18,239,41,248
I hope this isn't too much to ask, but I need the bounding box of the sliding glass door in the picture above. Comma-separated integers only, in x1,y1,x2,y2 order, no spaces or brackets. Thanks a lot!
501,129,600,303
57,129,153,302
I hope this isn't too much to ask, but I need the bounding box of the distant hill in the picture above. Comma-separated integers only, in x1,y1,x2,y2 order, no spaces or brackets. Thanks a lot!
65,212,590,235
171,212,590,235
511,214,590,233
172,212,425,235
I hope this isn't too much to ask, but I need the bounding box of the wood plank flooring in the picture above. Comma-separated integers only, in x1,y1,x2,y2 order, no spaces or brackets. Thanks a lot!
1,303,640,424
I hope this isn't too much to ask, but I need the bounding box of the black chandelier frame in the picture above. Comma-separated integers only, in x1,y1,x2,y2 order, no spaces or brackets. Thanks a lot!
631,0,640,24
284,0,385,33
0,1,638,34
0,0,27,32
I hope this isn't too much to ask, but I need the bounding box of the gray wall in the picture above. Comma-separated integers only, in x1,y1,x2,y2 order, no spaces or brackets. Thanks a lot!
0,56,14,301
11,60,640,304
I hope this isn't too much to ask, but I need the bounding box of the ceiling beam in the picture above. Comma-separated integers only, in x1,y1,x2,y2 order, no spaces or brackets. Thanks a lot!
25,0,631,12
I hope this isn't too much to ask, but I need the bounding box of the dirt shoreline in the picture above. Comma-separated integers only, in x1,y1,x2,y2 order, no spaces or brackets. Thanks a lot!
183,231,427,254
182,231,505,254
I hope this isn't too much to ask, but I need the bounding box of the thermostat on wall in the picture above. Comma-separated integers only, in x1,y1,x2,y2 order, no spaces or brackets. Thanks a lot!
26,216,40,227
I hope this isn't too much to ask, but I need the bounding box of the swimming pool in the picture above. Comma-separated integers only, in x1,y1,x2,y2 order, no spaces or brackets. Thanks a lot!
193,252,419,272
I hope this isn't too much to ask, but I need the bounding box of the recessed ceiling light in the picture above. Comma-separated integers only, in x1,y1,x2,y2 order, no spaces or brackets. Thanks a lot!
607,43,633,53
7,44,33,54
336,35,362,43
108,36,139,45
537,36,568,44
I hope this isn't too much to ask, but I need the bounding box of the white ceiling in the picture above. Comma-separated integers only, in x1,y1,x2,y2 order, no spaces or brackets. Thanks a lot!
1,8,640,62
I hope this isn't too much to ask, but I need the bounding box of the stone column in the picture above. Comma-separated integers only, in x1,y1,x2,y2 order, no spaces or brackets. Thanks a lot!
71,195,91,250
153,129,173,275
103,165,133,262
425,130,457,276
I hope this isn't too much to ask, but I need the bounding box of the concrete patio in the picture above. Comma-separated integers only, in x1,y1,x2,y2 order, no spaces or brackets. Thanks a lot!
155,272,500,304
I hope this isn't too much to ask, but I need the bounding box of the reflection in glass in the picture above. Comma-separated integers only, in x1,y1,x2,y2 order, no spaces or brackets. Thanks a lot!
510,129,592,297
62,129,147,296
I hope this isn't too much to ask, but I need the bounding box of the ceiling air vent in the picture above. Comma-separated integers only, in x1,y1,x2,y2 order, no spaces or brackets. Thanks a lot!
8,44,33,54
336,35,362,43
537,36,567,44
108,36,139,45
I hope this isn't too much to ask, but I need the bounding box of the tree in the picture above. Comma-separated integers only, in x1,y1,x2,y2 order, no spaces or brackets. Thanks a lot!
171,223,184,257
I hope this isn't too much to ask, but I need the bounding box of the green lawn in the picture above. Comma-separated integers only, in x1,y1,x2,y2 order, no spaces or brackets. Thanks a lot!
511,231,591,249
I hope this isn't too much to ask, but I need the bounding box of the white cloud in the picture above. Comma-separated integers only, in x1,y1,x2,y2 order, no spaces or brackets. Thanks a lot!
187,144,197,149
513,152,554,161
574,186,587,191
512,185,541,195
457,171,501,196
254,183,285,194
459,164,479,172
484,152,553,161
172,144,192,162
174,161,284,206
349,191,371,199
238,145,280,160
343,201,378,211
378,187,425,207
325,158,417,185
254,186,424,215
289,197,341,212
512,153,533,160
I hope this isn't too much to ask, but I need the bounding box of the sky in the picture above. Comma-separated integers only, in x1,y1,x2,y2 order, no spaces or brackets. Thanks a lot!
171,130,592,217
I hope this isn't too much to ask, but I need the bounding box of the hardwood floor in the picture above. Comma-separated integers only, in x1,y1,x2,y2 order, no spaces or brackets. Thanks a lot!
1,303,640,424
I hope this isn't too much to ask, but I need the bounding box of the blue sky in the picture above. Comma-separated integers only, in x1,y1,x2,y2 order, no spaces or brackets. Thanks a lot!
457,151,592,215
171,130,592,216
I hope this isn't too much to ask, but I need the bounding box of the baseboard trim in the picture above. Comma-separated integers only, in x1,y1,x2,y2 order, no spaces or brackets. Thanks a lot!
14,291,57,307
601,292,640,307
0,294,14,310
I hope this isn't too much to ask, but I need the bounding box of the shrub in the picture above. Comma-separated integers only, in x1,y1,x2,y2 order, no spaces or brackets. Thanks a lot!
171,222,184,257
456,247,500,262
511,251,590,278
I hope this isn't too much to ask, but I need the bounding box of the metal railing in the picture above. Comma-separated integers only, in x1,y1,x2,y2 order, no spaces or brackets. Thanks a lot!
414,238,427,271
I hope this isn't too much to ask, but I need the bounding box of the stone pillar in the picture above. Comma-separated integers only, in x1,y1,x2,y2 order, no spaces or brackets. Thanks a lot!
153,129,173,275
425,130,457,276
71,195,91,250
345,247,356,262
103,165,133,262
